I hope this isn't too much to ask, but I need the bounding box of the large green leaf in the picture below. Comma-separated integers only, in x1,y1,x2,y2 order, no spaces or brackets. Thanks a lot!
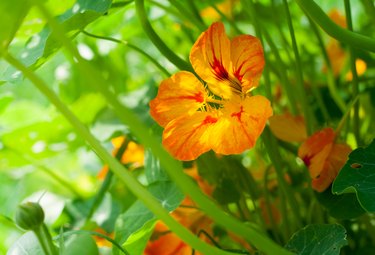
285,224,348,255
315,188,365,220
332,139,375,212
0,0,32,53
7,232,44,255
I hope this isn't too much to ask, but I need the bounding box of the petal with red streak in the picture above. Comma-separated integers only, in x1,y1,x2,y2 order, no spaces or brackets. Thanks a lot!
230,35,265,93
190,22,234,99
210,95,272,155
162,112,218,161
149,71,206,127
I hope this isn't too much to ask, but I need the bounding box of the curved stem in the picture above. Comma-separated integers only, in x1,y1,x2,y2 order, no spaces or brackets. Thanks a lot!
25,2,292,253
295,0,375,52
34,223,58,255
135,0,193,71
81,30,171,77
344,0,360,146
4,53,233,255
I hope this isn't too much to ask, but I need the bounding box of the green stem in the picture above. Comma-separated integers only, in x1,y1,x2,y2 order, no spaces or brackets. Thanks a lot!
262,128,302,231
295,0,375,52
135,0,193,71
282,0,313,135
55,230,130,255
85,139,129,223
81,30,171,77
26,3,292,253
4,53,234,255
344,0,360,146
307,17,346,114
168,0,206,31
360,0,375,25
34,223,58,255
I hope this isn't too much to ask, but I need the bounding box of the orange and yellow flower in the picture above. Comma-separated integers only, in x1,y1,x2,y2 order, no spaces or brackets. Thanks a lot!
298,128,352,192
150,22,272,161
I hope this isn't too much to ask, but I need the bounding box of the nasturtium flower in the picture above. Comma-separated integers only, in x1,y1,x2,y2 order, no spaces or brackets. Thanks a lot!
150,22,272,161
298,128,352,192
98,136,144,179
269,113,307,143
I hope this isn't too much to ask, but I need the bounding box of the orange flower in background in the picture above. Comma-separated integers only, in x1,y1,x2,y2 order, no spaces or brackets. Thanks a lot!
324,9,367,79
298,128,352,192
269,113,307,143
200,0,238,20
150,22,272,161
98,136,144,179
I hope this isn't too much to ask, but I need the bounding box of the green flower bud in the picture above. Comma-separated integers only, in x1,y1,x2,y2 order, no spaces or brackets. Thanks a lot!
15,202,45,230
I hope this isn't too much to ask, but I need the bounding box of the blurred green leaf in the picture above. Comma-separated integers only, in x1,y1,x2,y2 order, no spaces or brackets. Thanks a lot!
285,224,348,255
62,233,99,255
0,0,32,53
0,94,13,114
7,232,44,255
332,139,375,212
213,178,241,204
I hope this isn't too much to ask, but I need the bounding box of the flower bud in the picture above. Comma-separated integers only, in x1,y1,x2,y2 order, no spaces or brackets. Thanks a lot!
15,202,45,230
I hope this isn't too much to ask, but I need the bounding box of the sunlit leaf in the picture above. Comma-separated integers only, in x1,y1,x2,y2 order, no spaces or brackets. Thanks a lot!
332,139,375,212
0,0,32,53
62,233,99,255
115,181,184,248
123,220,156,255
285,224,348,255
6,232,44,255
144,149,170,184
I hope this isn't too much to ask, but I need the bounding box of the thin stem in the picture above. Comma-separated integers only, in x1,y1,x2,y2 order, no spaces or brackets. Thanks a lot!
81,30,171,77
307,17,346,114
344,0,360,146
4,53,233,255
168,0,206,31
135,0,193,71
295,0,375,52
282,0,313,135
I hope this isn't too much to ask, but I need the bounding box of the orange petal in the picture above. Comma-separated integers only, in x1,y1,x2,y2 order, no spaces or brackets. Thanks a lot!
190,22,234,98
162,112,218,161
230,35,264,93
325,40,347,76
345,59,367,81
144,232,190,255
328,9,346,28
149,71,206,127
120,141,144,168
298,127,335,168
311,143,352,192
210,95,272,155
269,113,307,142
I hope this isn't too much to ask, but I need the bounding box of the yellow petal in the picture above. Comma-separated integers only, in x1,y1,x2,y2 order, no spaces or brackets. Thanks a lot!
269,113,307,142
149,71,206,127
162,112,218,161
230,35,264,93
345,59,367,81
210,95,272,155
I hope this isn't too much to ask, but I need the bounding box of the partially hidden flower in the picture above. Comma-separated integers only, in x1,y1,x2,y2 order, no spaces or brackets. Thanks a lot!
200,0,238,20
298,128,352,192
269,113,307,143
98,136,144,179
150,22,272,161
324,9,367,80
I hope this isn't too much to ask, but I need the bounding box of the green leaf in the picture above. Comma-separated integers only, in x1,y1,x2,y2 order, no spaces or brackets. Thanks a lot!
315,188,365,220
8,0,112,73
0,0,32,53
144,149,170,184
0,94,13,114
62,233,99,255
7,232,44,255
115,181,184,246
285,224,348,255
332,139,375,212
123,220,156,255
